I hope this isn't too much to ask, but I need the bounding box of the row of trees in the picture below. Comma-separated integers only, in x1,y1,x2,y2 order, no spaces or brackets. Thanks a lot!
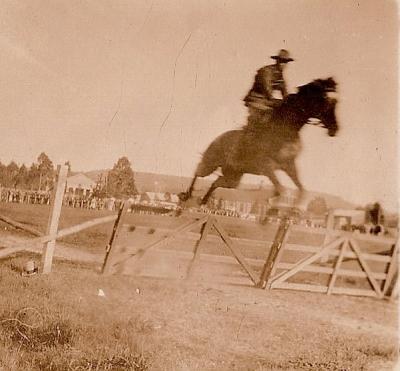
0,153,54,191
0,154,138,198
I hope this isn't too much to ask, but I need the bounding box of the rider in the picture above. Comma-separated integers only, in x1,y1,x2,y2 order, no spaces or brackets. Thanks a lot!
243,49,294,130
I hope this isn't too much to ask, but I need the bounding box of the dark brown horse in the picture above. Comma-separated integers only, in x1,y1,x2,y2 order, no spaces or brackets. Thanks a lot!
180,78,339,205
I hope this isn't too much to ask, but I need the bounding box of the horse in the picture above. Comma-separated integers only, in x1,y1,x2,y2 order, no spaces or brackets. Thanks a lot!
179,77,339,206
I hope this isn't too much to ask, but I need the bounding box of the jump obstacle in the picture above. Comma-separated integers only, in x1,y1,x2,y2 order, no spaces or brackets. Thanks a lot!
101,202,398,300
0,165,398,300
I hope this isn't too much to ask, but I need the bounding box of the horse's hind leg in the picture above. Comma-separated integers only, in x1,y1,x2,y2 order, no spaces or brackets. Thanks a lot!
201,169,242,205
263,162,285,197
179,158,221,202
178,176,197,201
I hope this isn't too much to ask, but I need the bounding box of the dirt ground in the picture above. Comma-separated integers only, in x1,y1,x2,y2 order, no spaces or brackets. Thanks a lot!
0,229,398,370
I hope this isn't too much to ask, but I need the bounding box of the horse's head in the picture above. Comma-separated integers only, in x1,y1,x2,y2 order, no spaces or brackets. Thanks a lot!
297,77,339,137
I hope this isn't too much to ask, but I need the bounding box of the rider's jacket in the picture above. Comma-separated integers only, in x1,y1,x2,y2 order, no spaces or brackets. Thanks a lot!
244,64,288,109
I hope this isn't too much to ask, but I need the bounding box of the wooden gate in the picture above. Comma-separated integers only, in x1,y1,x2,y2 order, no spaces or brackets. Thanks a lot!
261,220,398,299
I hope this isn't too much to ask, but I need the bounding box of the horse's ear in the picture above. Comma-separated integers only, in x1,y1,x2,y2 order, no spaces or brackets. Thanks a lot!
324,77,337,92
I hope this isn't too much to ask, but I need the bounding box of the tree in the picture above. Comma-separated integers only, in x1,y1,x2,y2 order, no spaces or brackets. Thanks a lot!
15,164,29,189
0,161,6,186
92,173,108,198
5,161,19,187
37,152,54,190
306,197,328,215
107,157,137,198
27,163,40,190
65,161,72,176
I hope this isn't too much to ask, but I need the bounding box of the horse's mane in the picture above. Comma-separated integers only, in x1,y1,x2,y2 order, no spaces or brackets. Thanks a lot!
297,77,337,97
277,77,337,113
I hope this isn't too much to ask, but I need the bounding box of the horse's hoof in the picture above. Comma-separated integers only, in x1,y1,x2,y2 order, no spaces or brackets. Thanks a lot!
178,192,189,201
273,189,281,197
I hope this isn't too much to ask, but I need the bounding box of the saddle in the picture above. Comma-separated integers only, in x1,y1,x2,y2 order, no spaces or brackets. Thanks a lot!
244,92,281,111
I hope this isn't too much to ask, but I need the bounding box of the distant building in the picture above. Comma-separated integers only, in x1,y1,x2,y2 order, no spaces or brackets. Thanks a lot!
66,173,96,196
331,208,366,229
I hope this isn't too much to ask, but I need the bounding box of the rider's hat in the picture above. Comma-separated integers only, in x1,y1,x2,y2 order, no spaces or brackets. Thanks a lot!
271,49,294,62
22,260,38,276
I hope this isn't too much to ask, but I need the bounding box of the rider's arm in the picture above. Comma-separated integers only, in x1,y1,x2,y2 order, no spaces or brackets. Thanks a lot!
280,80,288,98
260,67,274,99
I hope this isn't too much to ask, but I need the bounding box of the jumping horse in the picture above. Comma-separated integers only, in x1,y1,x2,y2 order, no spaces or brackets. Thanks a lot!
179,78,339,206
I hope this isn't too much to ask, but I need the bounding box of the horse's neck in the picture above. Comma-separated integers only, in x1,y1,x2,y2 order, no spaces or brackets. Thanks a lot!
271,111,305,133
275,99,309,131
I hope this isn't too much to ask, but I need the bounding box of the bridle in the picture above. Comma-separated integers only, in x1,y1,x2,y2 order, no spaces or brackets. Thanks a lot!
306,89,337,128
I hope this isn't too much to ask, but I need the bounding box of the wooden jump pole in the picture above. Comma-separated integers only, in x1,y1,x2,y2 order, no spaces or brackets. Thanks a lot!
212,217,258,284
102,201,128,274
383,242,398,295
185,216,214,279
0,214,43,237
257,217,291,289
41,164,68,274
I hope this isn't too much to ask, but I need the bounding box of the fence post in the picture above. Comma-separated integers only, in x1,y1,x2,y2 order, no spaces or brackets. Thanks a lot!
41,165,68,274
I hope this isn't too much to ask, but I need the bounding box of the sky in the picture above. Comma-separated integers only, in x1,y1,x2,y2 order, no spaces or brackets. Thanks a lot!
0,0,398,212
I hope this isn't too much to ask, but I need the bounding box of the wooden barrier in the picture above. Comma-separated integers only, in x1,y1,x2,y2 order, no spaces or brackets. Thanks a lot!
1,186,397,299
260,221,398,299
0,214,43,237
0,165,69,272
97,209,397,299
102,202,128,274
101,213,259,284
0,165,118,271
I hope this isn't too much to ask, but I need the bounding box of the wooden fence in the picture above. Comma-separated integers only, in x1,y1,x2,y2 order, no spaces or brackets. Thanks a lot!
101,206,398,300
0,167,397,300
259,219,398,299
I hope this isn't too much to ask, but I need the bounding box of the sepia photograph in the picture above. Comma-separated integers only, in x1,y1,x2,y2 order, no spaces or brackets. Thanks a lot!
0,1,398,370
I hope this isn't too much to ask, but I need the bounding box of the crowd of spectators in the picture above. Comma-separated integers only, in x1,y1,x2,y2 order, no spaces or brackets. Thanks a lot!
0,188,51,205
0,187,124,211
0,187,245,219
63,194,123,211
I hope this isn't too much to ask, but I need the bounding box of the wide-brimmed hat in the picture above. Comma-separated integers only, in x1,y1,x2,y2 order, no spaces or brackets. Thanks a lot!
271,49,294,62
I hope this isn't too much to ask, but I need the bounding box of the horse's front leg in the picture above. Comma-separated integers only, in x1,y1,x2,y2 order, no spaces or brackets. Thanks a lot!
281,160,304,201
263,160,285,197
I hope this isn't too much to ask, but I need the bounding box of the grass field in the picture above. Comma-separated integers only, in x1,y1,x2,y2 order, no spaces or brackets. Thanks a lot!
0,255,398,371
0,202,398,370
